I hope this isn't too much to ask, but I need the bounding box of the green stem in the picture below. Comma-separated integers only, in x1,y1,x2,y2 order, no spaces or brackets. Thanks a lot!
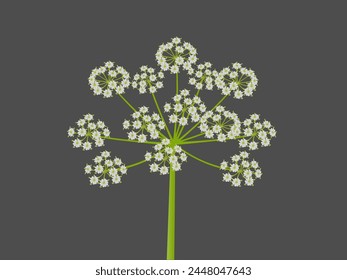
211,95,228,111
182,149,220,169
177,87,202,138
118,94,137,112
166,165,176,260
174,73,179,137
181,135,246,145
103,136,159,145
181,139,218,145
126,159,147,169
183,133,204,141
152,93,172,139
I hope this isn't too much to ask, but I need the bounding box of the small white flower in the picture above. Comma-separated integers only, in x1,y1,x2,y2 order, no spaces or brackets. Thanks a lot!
100,178,109,188
67,128,75,137
220,161,228,170
84,165,92,174
249,141,258,150
223,173,232,182
232,178,241,187
230,164,239,173
255,169,262,178
95,138,104,147
150,163,159,172
160,166,169,175
245,177,254,186
102,151,110,158
145,152,152,161
128,131,137,140
120,165,127,174
89,176,99,185
112,175,121,184
83,141,92,151
239,139,248,147
138,134,147,143
95,165,103,174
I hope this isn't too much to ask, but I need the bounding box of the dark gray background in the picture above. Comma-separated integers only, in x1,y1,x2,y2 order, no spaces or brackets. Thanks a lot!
1,1,346,260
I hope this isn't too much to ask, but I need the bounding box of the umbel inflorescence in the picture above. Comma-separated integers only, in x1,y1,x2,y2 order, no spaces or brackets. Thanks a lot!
67,37,277,259
68,37,276,187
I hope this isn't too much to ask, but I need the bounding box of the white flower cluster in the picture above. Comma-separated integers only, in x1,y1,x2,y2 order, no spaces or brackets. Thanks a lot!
144,138,188,175
132,65,164,94
220,151,262,187
199,106,241,142
188,62,219,91
88,61,130,98
68,114,110,150
238,114,277,150
123,106,165,142
215,62,258,98
85,151,127,188
156,37,198,74
163,89,207,126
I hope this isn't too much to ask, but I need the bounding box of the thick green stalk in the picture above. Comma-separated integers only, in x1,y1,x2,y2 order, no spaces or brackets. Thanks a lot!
166,165,176,260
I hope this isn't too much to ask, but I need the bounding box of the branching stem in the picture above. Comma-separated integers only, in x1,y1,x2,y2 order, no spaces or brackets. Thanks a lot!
182,149,220,169
118,94,137,112
126,159,147,169
152,93,172,139
103,136,159,145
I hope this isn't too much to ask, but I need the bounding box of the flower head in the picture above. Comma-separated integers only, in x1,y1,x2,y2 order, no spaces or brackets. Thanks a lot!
164,89,206,127
239,114,277,150
132,65,164,94
188,62,219,91
68,114,110,150
123,106,165,142
85,150,127,188
88,61,130,98
215,63,258,98
145,138,188,175
156,37,198,73
199,106,241,141
220,151,261,187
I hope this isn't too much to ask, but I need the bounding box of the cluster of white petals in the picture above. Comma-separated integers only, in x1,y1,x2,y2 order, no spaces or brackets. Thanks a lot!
215,62,258,98
123,106,165,142
68,114,110,150
156,37,198,74
220,151,262,187
85,151,127,188
238,114,277,150
144,138,187,175
199,106,241,142
88,61,130,98
67,37,278,187
132,65,164,94
188,62,219,91
164,89,206,126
